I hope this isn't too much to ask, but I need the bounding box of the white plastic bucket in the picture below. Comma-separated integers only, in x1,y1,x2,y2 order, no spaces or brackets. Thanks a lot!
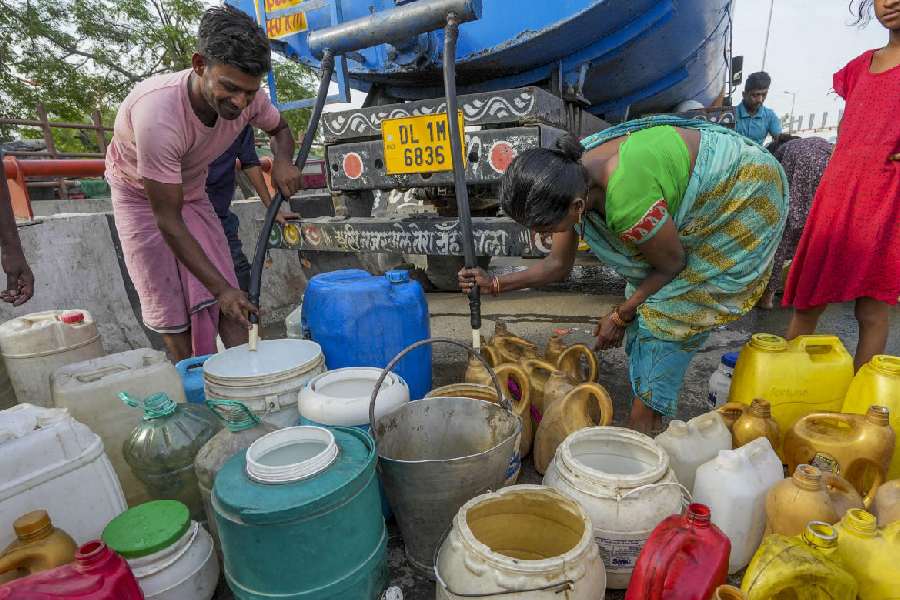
543,427,686,590
299,367,410,428
435,484,605,598
0,403,126,548
245,426,339,484
126,521,219,600
51,348,188,507
0,310,105,407
203,339,325,428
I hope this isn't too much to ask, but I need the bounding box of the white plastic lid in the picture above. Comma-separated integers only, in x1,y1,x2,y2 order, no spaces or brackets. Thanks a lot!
203,339,322,380
246,426,339,484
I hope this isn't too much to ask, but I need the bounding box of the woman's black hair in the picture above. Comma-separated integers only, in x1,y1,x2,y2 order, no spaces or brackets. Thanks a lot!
850,0,874,26
197,6,272,77
765,133,800,158
499,134,589,228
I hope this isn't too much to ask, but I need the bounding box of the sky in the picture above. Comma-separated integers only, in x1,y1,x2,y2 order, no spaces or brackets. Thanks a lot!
323,1,890,123
731,0,887,129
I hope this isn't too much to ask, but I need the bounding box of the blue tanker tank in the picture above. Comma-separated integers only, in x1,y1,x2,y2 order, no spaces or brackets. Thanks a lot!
227,0,734,121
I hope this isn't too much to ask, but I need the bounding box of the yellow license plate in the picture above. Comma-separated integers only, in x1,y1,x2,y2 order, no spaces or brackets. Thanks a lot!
381,112,465,175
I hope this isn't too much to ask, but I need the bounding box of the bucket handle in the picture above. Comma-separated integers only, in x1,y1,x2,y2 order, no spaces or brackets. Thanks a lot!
368,337,508,441
433,524,576,597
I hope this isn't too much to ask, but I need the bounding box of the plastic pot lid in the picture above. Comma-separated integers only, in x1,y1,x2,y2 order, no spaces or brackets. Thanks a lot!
102,500,190,559
203,339,323,380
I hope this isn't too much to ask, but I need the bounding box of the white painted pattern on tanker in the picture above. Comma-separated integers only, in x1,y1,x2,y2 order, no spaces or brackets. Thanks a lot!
299,221,538,256
324,91,536,137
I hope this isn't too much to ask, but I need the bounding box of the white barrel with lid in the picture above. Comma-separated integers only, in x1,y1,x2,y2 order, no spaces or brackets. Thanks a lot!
435,485,605,599
299,367,410,428
0,310,105,407
0,403,126,548
51,348,188,507
543,427,686,590
102,500,218,600
203,339,325,428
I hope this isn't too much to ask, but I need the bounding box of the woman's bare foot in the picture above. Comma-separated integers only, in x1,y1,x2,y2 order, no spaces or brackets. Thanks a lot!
756,289,776,310
628,397,662,435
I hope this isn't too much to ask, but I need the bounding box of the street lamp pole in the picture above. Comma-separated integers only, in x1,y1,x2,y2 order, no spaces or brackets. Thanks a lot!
784,91,797,132
761,0,775,71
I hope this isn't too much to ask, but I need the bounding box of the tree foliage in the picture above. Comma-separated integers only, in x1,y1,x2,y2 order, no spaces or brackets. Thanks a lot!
0,0,316,152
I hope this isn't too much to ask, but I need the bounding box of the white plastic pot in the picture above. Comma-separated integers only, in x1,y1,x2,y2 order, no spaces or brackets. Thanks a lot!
692,437,784,573
435,485,605,599
203,339,325,428
126,520,219,600
543,427,686,590
299,367,410,428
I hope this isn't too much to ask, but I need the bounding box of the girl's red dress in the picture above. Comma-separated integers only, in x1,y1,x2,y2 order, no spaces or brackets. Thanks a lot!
783,49,900,309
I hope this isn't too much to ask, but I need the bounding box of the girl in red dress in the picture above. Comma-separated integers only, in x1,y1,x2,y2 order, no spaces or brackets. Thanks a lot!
784,0,900,370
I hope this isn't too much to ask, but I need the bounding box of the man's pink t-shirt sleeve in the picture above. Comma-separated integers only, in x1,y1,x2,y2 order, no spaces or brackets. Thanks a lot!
248,90,282,133
132,97,186,185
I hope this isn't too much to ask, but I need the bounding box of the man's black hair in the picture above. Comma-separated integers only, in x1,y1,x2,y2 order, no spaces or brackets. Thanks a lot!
197,6,271,77
745,71,772,92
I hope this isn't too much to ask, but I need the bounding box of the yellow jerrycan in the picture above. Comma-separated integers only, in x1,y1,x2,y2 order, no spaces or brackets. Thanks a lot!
872,479,900,527
843,355,900,479
0,510,78,584
719,399,781,452
452,361,533,458
533,381,614,474
545,329,599,384
729,334,854,434
834,509,900,600
782,406,895,506
487,321,539,365
765,464,863,536
741,521,858,600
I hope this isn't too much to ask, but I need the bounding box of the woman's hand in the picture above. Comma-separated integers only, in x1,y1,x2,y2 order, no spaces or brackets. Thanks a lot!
1,247,33,306
216,287,259,329
890,152,900,162
593,313,626,350
458,267,493,294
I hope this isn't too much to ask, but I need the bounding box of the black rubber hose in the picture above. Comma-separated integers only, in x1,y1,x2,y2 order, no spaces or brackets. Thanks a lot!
248,50,336,323
442,14,481,333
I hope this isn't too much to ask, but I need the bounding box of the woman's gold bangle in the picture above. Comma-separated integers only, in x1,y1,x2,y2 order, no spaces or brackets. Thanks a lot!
609,306,635,328
491,275,501,297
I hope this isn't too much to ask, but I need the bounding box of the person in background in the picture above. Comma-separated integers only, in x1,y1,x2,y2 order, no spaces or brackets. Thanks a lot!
784,0,899,370
460,116,787,433
757,135,834,309
0,150,34,306
105,6,302,361
206,125,297,292
735,71,783,145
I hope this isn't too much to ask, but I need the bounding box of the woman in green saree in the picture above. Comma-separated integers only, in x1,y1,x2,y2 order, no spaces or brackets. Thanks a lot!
459,116,788,432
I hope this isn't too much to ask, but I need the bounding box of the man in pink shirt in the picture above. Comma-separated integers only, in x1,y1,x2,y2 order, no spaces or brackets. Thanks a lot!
106,6,302,360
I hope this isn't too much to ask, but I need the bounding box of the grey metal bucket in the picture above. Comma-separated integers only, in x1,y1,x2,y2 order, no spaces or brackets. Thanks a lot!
369,338,522,577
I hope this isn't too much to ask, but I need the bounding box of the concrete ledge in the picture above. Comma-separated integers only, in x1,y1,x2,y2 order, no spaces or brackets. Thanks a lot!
4,200,306,353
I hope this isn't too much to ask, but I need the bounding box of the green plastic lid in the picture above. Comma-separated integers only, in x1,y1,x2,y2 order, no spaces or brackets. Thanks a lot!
102,500,190,558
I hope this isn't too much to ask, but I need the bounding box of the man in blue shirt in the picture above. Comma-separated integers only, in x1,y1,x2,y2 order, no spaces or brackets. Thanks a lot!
206,125,296,291
735,71,783,144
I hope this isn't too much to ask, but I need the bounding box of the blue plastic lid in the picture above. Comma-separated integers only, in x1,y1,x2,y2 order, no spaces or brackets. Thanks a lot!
385,270,409,284
722,352,739,368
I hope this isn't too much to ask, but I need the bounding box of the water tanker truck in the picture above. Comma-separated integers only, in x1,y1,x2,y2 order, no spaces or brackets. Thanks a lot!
227,0,740,291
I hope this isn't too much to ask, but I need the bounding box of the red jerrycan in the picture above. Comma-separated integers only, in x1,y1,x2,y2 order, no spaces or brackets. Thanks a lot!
625,503,730,600
0,541,143,599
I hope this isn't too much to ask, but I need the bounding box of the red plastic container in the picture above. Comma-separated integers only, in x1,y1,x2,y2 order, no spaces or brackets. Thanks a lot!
624,503,730,600
0,540,143,599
